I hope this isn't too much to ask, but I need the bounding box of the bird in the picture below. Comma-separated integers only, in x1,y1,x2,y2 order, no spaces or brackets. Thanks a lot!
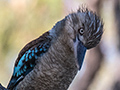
7,8,103,90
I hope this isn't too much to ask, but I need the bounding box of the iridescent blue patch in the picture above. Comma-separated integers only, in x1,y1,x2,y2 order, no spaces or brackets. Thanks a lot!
40,48,42,51
35,55,38,59
29,55,32,59
35,48,38,53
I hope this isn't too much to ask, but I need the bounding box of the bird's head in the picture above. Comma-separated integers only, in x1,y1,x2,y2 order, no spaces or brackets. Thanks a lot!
65,8,103,49
63,8,103,70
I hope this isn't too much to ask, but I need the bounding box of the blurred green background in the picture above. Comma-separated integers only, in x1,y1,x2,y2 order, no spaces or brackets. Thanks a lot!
0,0,120,90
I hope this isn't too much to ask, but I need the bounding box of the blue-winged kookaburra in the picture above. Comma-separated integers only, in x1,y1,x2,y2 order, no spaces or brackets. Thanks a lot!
7,8,103,90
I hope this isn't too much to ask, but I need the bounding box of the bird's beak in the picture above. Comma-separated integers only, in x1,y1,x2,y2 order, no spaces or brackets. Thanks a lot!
76,41,86,70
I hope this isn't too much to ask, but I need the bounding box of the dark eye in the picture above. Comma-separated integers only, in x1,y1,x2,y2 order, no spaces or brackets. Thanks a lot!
78,27,84,35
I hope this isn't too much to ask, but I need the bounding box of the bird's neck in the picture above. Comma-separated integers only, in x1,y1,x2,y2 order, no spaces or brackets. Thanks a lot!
48,18,77,70
48,33,76,69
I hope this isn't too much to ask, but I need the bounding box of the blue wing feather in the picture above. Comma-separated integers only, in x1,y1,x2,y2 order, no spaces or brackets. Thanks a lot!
7,32,52,89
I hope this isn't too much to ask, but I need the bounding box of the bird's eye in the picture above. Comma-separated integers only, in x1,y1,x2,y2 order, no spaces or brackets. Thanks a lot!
78,27,84,35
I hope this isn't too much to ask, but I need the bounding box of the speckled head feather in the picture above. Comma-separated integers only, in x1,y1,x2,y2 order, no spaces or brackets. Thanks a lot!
78,8,103,49
65,8,103,49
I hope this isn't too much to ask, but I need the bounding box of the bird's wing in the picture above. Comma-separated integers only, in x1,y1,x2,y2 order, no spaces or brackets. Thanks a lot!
7,32,52,89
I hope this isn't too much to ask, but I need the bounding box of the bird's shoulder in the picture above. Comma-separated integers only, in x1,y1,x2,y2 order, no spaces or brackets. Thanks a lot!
15,31,51,66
